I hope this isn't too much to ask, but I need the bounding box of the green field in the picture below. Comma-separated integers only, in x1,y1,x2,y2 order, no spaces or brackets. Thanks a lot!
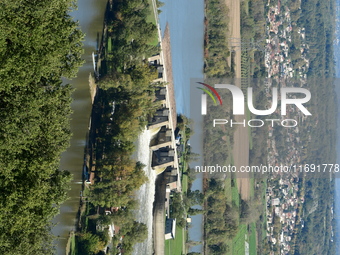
228,223,257,255
147,0,157,25
232,183,240,208
165,225,184,255
66,232,76,255
249,222,257,255
225,177,259,255
224,178,232,204
147,0,159,46
107,36,112,53
232,224,247,255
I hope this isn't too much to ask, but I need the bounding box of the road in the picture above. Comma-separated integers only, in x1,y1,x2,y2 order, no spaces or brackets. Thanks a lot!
153,173,166,255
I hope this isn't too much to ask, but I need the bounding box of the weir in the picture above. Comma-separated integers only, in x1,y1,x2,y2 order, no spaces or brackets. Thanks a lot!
147,56,181,190
147,16,181,255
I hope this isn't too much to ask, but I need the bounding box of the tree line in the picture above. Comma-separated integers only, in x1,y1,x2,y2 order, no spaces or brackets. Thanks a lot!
204,0,232,78
0,1,84,254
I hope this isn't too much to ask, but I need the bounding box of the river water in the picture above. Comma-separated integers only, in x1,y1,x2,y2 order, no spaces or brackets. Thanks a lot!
52,1,107,254
159,0,205,252
132,129,157,255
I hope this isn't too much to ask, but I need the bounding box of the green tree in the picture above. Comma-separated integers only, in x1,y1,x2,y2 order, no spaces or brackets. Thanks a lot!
77,233,105,255
0,1,84,253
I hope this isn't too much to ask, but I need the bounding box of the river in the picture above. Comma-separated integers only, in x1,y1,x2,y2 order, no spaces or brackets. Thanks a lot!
159,0,205,253
132,129,157,255
52,1,107,254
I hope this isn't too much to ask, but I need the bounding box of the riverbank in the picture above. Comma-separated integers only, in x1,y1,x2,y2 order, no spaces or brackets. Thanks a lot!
65,78,99,255
53,1,108,254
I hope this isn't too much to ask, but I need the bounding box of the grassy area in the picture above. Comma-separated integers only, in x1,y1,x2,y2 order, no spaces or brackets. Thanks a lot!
224,177,260,255
104,36,113,73
249,177,255,198
260,180,267,241
246,108,253,150
232,224,247,255
71,234,76,255
147,0,159,46
182,173,188,194
147,0,157,25
243,0,250,15
224,178,232,204
249,222,257,255
107,36,112,53
165,225,184,255
66,232,76,255
231,182,240,208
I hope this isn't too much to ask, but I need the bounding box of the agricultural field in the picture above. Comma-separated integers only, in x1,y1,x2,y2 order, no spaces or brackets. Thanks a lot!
249,223,257,255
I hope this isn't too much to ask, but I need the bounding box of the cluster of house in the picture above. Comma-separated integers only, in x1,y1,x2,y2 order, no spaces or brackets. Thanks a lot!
265,176,305,254
265,1,309,81
264,0,312,180
263,1,312,254
266,117,309,168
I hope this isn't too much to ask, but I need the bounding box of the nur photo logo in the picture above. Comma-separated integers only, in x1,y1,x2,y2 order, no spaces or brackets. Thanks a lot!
195,80,312,127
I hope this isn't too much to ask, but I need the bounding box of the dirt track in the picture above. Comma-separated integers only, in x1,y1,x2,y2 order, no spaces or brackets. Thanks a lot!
225,0,250,200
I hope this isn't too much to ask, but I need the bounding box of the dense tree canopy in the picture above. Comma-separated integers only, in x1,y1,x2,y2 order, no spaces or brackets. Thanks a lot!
0,1,83,254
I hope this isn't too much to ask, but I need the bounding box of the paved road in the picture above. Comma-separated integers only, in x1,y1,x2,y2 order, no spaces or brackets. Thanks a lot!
153,173,166,255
